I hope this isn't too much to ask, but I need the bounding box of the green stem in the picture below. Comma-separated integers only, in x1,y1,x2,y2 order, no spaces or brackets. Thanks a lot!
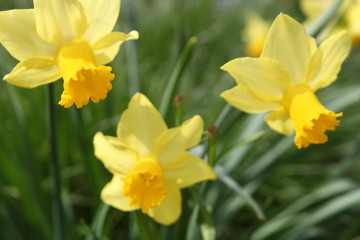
47,84,64,240
135,211,156,240
159,37,197,118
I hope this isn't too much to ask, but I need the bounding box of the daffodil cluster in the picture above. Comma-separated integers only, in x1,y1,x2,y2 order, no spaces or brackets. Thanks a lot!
0,0,138,108
221,14,351,148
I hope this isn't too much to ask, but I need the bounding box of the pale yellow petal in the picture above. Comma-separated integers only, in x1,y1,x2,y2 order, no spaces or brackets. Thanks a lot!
221,57,290,101
117,93,167,157
93,132,137,175
79,0,121,44
0,9,56,61
265,110,294,135
307,31,351,91
3,58,60,88
164,153,216,189
154,116,203,168
33,0,88,45
261,14,314,84
220,86,281,114
147,183,181,225
101,175,137,211
92,31,139,65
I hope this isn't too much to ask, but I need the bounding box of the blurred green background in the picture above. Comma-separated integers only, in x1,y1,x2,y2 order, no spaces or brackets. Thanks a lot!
1,0,360,239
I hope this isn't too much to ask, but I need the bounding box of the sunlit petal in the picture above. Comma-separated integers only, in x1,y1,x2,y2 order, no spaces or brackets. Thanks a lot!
117,93,167,156
101,175,137,211
93,132,137,175
164,153,216,188
261,14,314,84
3,58,60,88
34,0,88,45
154,116,203,169
93,31,139,65
147,183,181,225
265,110,294,135
221,86,281,113
79,0,121,44
307,31,351,91
221,57,291,101
0,9,56,61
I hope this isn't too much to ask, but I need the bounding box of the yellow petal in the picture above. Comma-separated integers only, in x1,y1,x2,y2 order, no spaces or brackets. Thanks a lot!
147,183,181,225
0,9,56,61
221,57,291,101
220,86,281,113
79,0,121,44
164,153,216,189
261,14,314,84
92,31,139,65
93,132,136,176
117,93,167,157
101,175,137,211
307,31,351,91
154,115,203,169
3,58,60,88
33,0,88,45
265,110,294,135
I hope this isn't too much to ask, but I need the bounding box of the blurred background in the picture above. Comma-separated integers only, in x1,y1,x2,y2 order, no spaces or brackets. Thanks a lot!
1,0,360,239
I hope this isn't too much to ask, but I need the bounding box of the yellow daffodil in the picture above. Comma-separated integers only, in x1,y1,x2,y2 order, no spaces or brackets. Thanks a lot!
243,13,270,57
300,0,360,45
221,14,350,148
0,0,138,108
93,93,216,225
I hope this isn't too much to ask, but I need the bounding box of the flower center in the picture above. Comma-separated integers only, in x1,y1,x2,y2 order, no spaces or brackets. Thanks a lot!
122,156,167,213
56,41,114,108
283,85,342,149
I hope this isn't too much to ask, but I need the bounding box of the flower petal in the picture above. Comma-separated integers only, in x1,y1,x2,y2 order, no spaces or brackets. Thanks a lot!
0,9,56,61
101,175,137,211
33,0,88,45
221,57,291,101
93,132,136,175
261,14,314,84
265,110,294,135
220,86,281,113
92,31,139,65
117,93,167,157
164,153,216,189
147,183,181,225
79,0,121,44
307,31,351,91
3,58,60,88
154,115,203,168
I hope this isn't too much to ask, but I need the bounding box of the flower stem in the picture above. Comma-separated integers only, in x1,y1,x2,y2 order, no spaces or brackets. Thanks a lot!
135,211,157,240
47,83,64,240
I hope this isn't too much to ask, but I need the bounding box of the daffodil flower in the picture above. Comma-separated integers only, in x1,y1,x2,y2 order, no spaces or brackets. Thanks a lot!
221,14,351,148
0,0,138,108
243,13,270,57
93,93,216,225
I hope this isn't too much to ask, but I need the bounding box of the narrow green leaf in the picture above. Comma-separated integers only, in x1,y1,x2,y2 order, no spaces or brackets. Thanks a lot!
216,167,266,221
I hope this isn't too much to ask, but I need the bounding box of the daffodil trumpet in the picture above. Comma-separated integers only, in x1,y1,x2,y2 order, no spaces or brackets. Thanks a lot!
221,14,351,148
